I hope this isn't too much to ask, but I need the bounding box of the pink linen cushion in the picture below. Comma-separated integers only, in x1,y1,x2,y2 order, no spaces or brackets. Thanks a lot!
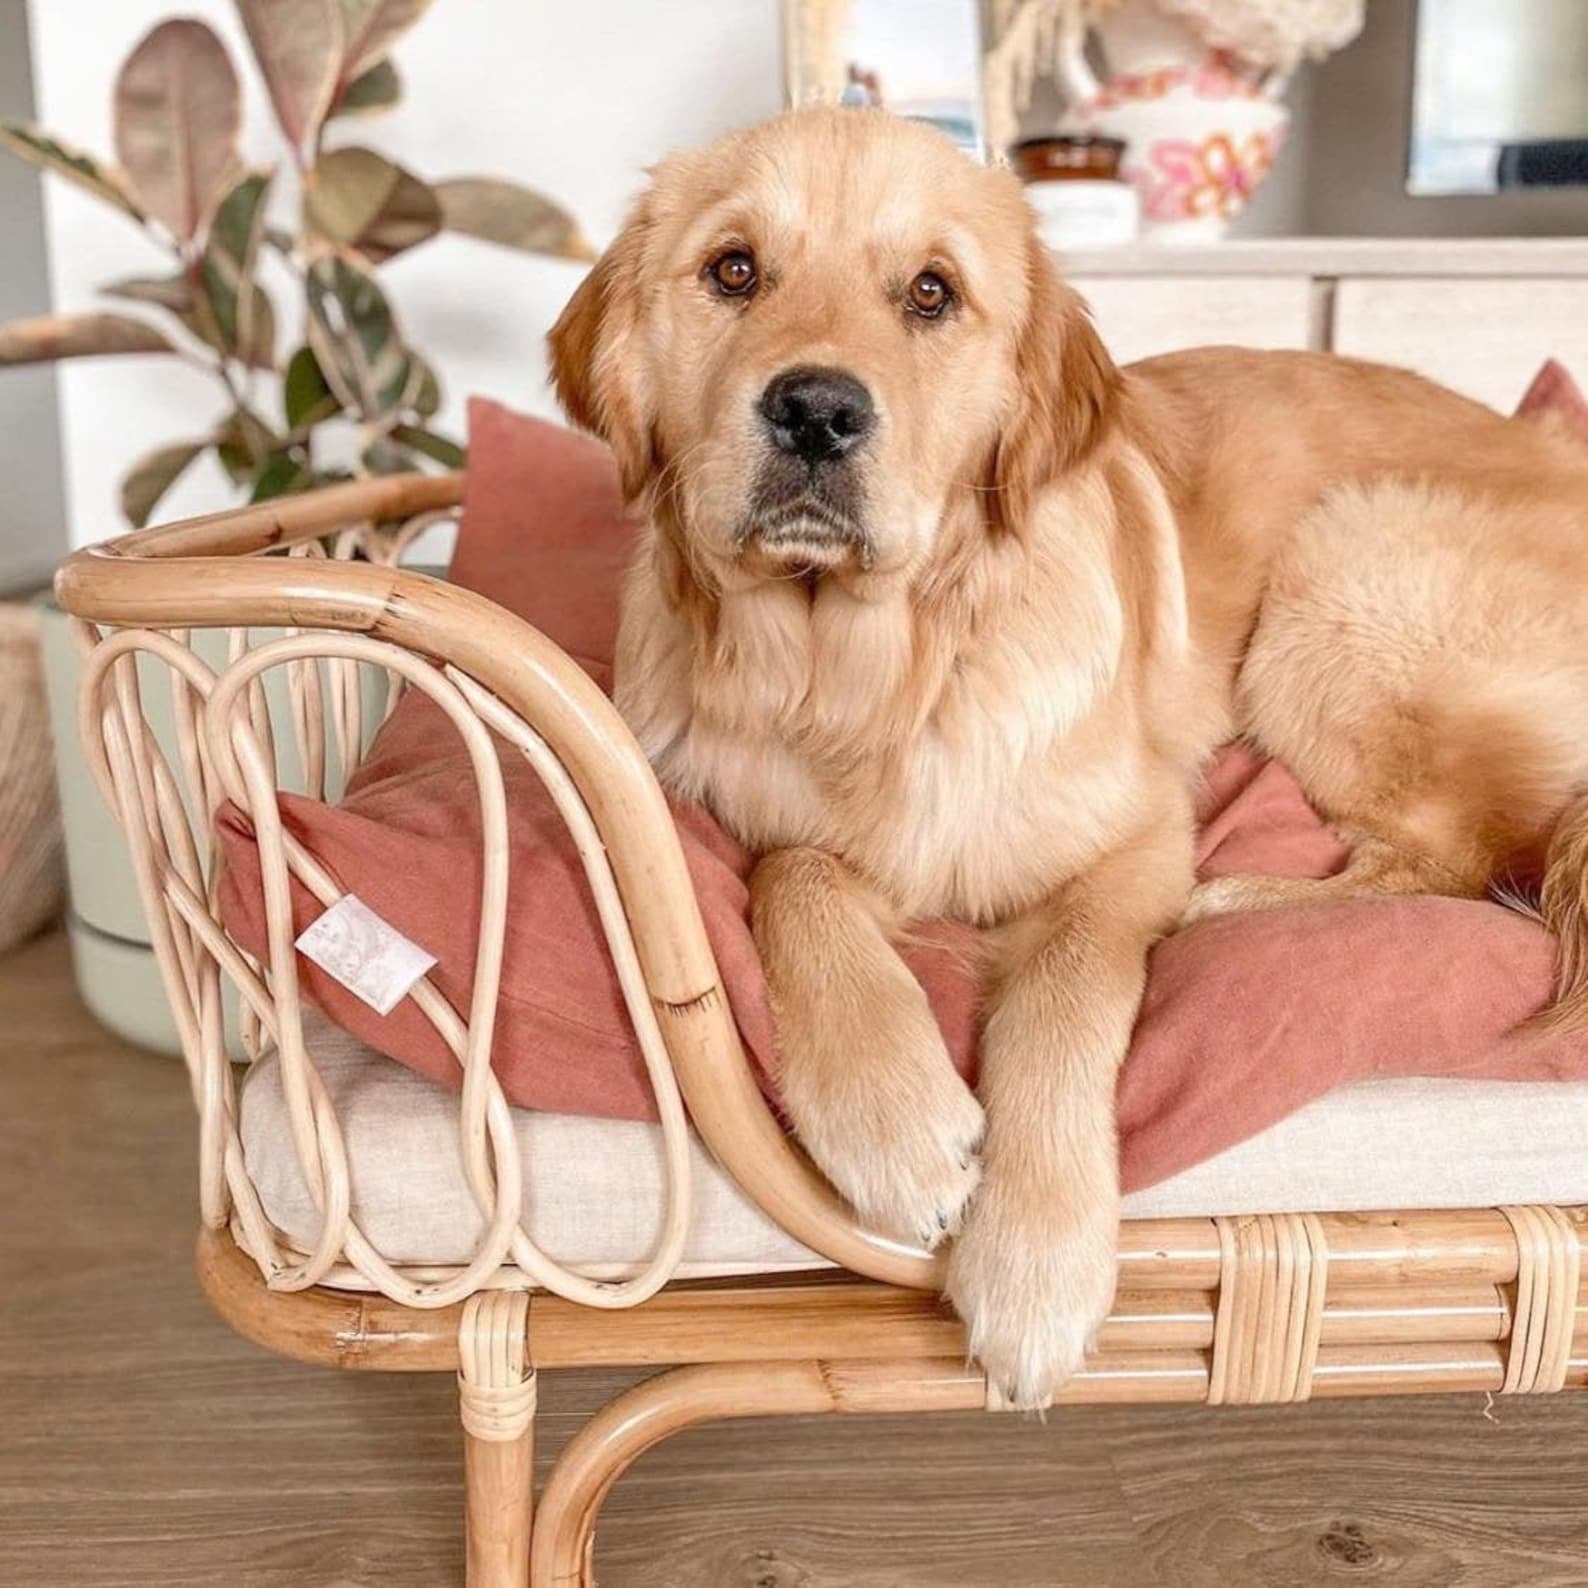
217,390,1588,1194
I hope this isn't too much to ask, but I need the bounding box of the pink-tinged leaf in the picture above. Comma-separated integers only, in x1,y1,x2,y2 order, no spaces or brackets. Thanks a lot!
198,169,278,366
0,121,145,220
331,58,400,117
389,422,464,468
305,145,439,263
100,273,194,314
304,256,407,416
434,178,595,260
215,406,281,481
336,0,433,81
0,312,175,364
235,0,342,153
113,20,242,241
120,438,207,527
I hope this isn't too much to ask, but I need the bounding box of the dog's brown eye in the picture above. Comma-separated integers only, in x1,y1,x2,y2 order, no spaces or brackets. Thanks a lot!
907,270,951,318
709,250,757,296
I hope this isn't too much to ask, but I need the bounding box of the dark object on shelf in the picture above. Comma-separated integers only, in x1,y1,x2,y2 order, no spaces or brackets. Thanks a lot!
1496,139,1588,189
1011,134,1126,183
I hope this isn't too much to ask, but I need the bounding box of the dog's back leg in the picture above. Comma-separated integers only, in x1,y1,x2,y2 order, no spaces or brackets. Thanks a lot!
1184,479,1588,1028
1181,837,1479,923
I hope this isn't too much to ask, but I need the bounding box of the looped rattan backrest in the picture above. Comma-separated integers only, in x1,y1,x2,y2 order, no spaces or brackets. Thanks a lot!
73,512,692,1310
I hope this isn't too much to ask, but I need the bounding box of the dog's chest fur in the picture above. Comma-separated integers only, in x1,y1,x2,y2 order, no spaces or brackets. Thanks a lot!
617,481,1179,923
674,703,1149,922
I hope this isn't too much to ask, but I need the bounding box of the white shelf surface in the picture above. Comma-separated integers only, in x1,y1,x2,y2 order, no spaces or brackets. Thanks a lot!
1053,237,1588,278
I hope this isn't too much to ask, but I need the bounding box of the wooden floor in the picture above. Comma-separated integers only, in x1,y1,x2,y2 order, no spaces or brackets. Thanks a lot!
5,930,1588,1586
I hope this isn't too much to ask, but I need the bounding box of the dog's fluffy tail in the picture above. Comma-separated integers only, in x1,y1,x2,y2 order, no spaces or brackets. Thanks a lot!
1534,789,1588,1035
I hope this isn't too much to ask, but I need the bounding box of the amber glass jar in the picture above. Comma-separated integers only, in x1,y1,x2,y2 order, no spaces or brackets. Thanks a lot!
1011,135,1126,182
1012,135,1137,247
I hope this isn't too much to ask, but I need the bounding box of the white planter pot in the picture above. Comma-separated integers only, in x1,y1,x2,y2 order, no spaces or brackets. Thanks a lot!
37,596,395,1056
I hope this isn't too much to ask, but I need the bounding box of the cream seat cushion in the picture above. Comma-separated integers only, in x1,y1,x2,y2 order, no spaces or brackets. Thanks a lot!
239,1014,1588,1280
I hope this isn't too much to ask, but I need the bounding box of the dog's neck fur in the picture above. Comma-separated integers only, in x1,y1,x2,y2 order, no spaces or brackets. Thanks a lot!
617,441,1141,787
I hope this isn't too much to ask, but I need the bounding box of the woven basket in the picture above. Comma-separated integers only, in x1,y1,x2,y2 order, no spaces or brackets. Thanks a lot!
0,603,64,956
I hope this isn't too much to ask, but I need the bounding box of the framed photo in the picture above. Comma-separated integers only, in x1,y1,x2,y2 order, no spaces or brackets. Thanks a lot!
782,0,987,157
1409,0,1588,195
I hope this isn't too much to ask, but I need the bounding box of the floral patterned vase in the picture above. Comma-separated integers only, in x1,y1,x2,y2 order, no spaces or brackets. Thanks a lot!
1053,0,1290,243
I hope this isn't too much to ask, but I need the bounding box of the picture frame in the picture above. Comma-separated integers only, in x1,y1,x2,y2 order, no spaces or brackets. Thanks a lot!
781,0,987,157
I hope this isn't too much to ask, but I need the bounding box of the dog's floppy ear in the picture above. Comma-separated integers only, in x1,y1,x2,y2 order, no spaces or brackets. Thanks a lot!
989,234,1120,532
547,196,656,500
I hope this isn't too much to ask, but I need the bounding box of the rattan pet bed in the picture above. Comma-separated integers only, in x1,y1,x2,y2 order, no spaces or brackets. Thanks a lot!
55,472,1587,1587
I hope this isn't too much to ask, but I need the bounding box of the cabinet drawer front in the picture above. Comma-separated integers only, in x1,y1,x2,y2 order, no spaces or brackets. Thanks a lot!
1069,275,1316,366
1333,278,1588,410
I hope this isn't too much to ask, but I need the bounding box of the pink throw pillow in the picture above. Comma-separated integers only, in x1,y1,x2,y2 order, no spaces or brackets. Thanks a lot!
1516,358,1588,443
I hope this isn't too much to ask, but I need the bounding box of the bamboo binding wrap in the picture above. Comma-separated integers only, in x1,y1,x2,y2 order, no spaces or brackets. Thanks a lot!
1207,1212,1329,1405
980,1207,1582,1411
457,1289,535,1587
1499,1204,1581,1395
458,1291,536,1442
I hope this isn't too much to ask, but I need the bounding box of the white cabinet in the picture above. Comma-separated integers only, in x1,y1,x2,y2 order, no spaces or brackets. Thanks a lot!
1071,276,1315,365
1059,240,1588,409
1332,278,1588,410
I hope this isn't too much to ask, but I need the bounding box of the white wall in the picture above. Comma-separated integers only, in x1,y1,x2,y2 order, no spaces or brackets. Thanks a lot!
33,0,1588,548
1,0,65,591
28,0,783,545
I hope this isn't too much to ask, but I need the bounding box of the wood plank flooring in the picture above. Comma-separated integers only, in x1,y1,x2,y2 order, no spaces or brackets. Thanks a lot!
3,930,1587,1586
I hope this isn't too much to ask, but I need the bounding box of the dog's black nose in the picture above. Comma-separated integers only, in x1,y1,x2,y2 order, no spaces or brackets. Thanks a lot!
759,366,875,465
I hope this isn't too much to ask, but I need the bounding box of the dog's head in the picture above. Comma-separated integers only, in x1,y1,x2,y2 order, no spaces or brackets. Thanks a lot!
549,108,1117,587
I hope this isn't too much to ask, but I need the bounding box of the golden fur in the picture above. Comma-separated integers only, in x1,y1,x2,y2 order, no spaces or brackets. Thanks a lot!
550,108,1588,1407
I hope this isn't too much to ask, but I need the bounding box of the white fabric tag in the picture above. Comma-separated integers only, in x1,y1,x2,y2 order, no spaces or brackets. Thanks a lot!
295,895,437,1016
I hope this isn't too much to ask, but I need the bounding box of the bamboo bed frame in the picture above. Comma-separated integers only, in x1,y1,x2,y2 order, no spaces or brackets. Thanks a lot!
55,473,1588,1587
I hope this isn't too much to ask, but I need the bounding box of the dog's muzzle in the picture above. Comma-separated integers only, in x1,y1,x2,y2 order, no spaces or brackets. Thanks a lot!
741,365,874,569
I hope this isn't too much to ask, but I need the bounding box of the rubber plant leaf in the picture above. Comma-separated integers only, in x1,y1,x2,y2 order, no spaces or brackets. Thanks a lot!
0,122,145,220
336,0,435,81
305,145,440,263
120,438,207,527
234,0,342,154
113,19,242,240
433,177,594,260
0,312,175,364
199,169,278,367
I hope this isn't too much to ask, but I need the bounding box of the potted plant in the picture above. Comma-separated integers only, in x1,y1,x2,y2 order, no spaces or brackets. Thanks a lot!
3,0,590,1046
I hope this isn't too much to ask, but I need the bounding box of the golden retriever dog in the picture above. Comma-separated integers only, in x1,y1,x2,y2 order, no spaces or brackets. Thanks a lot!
550,108,1588,1407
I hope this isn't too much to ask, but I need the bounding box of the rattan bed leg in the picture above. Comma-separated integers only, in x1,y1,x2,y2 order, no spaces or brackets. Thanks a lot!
458,1292,535,1588
531,1358,982,1586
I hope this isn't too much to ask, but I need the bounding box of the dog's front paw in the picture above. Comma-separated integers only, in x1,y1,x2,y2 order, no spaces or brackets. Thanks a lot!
946,1174,1119,1411
789,1042,985,1252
